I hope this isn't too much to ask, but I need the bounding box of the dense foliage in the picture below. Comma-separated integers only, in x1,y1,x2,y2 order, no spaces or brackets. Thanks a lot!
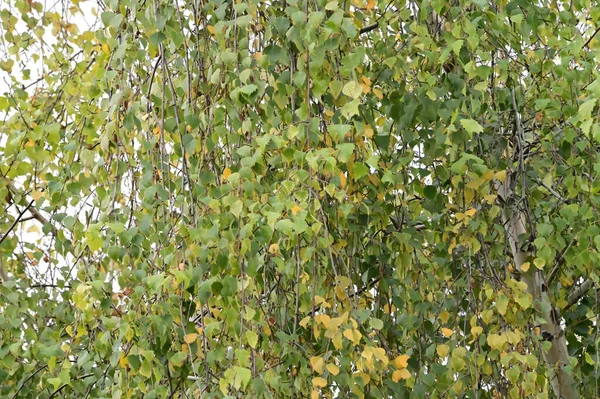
1,0,600,397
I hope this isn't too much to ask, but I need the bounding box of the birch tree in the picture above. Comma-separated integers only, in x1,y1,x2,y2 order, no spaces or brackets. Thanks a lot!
1,0,599,398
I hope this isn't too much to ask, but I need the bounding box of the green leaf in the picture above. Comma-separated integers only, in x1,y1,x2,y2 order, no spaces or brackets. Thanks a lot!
170,351,187,367
460,118,484,136
343,81,363,99
336,143,355,163
353,162,369,180
245,330,258,348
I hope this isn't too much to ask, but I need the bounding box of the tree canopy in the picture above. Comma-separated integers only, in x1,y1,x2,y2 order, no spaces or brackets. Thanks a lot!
1,0,600,397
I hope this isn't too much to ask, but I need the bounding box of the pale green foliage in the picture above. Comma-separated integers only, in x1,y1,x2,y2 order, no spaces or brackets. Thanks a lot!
1,0,600,398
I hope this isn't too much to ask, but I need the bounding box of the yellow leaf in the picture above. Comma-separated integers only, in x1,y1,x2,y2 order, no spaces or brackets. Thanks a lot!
207,25,215,35
310,356,325,374
436,344,449,358
312,376,327,388
520,262,530,272
291,205,302,215
268,243,280,255
373,88,383,99
184,333,198,344
30,190,43,201
394,354,409,369
26,225,40,233
102,43,110,54
311,389,319,399
495,170,507,182
441,327,453,337
186,124,192,132
119,353,128,368
464,208,477,217
222,167,232,180
196,327,203,335
487,333,507,351
371,347,389,365
299,316,311,328
484,194,497,204
315,314,331,326
471,326,483,337
332,330,343,349
364,126,374,139
392,368,411,382
339,172,347,189
366,0,375,10
326,363,339,375
343,328,362,344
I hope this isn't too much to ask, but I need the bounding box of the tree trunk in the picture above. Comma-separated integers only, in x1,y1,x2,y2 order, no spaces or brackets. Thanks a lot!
497,175,578,399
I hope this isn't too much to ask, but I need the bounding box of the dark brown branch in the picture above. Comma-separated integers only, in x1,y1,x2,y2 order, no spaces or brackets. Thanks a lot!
359,22,379,35
584,26,600,49
0,198,35,246
11,365,48,399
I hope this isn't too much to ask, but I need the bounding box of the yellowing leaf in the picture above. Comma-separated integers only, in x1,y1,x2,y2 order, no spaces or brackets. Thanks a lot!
310,356,325,374
291,205,302,215
312,376,327,388
371,347,389,365
299,316,311,328
119,353,128,368
326,363,339,375
520,262,531,272
207,25,215,35
339,172,347,189
484,194,497,204
26,225,40,233
311,390,319,399
343,81,363,99
373,88,383,99
441,327,454,337
487,333,507,351
268,243,280,255
533,258,545,269
343,328,362,344
332,330,343,349
464,208,477,217
222,167,232,180
184,333,198,344
360,82,371,94
394,354,409,369
439,311,450,324
495,170,507,182
436,344,449,358
471,326,483,337
392,368,411,382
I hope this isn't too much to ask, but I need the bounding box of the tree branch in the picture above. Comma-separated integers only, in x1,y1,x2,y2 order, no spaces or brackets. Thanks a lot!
359,22,379,35
565,279,594,312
